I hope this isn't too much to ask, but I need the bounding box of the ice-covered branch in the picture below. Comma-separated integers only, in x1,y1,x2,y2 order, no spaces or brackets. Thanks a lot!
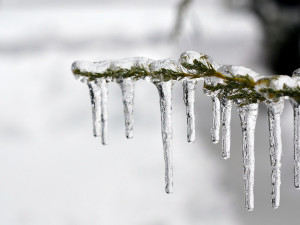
71,51,300,211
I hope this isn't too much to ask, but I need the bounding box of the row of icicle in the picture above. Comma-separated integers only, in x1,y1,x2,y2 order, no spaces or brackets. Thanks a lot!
72,51,300,211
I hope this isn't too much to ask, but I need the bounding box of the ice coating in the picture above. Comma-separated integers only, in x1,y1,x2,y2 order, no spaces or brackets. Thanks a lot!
256,75,297,95
238,103,259,211
182,79,197,143
99,78,109,145
150,58,183,82
219,65,260,80
88,80,102,137
133,57,152,82
111,58,135,70
292,68,300,77
72,60,112,82
179,51,220,74
220,98,232,159
265,99,284,208
155,81,174,194
117,77,135,139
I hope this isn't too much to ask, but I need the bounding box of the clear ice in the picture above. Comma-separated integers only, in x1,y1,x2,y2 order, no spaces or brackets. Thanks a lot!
88,80,102,137
155,81,174,194
182,79,197,143
220,98,232,159
99,78,109,145
211,96,221,144
265,99,284,208
291,99,300,189
117,78,135,139
88,78,109,145
238,103,259,211
291,69,300,189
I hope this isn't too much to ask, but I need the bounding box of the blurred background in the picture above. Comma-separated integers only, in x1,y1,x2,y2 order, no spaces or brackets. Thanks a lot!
0,0,300,224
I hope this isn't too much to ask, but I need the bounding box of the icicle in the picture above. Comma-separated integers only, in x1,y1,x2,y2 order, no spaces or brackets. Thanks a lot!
203,76,222,144
238,103,259,211
155,81,174,194
265,99,284,208
88,80,101,137
98,78,109,145
182,79,197,143
211,96,221,144
220,98,232,159
117,78,135,139
290,99,300,189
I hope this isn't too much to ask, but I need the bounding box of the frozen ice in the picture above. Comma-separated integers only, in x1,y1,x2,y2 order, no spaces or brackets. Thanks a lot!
72,60,112,82
179,51,220,75
292,68,300,77
88,80,102,137
117,77,135,139
150,58,183,82
290,99,300,189
72,52,300,211
211,96,221,144
155,81,174,194
265,99,284,208
99,78,109,145
182,79,197,143
238,103,259,211
111,58,135,70
220,98,232,159
87,78,109,145
218,65,260,82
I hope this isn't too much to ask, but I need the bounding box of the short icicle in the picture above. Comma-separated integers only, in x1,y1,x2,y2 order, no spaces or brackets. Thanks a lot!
99,78,109,145
290,99,300,189
211,96,221,144
155,81,174,194
220,98,232,159
265,99,284,209
238,103,259,211
182,79,197,143
117,78,135,139
88,80,102,137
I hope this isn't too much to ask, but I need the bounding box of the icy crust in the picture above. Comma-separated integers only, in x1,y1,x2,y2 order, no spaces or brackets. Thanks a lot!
72,53,300,104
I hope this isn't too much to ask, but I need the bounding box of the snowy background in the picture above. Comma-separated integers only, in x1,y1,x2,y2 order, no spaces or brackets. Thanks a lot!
0,0,300,224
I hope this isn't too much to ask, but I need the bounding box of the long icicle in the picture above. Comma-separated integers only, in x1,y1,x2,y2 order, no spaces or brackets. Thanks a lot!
98,78,109,145
182,79,197,143
211,96,220,144
220,98,232,159
265,99,284,209
290,99,300,189
118,78,135,139
155,81,174,194
238,103,259,211
88,80,101,137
